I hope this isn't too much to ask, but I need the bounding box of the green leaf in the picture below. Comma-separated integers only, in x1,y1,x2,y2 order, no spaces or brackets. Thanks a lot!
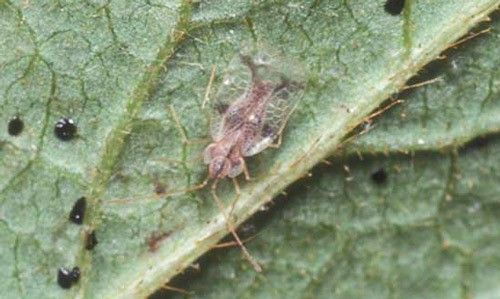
157,13,500,298
345,17,500,154
0,1,498,299
162,136,500,299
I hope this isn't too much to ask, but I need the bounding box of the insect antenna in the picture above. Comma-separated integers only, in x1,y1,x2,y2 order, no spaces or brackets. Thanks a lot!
104,177,209,205
239,54,262,84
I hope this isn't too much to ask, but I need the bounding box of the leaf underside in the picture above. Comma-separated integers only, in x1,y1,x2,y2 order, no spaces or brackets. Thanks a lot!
0,1,498,299
159,15,500,297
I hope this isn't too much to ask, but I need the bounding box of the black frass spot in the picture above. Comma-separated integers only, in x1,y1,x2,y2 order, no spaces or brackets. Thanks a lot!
384,0,405,15
69,197,86,225
154,182,166,195
54,118,77,141
85,230,98,250
57,267,80,289
371,168,388,185
8,116,24,136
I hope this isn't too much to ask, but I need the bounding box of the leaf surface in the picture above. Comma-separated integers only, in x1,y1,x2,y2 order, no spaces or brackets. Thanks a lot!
158,13,500,298
0,1,498,298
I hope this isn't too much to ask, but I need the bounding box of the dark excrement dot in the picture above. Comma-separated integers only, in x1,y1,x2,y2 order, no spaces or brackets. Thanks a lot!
371,168,388,185
154,183,166,195
85,230,98,250
57,267,80,289
8,116,24,136
384,0,405,15
69,197,86,225
54,118,77,141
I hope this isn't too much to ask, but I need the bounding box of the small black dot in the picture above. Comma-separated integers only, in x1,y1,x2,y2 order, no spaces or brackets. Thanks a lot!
54,118,77,141
85,230,98,250
69,197,86,225
371,168,388,185
384,0,405,15
57,268,73,289
57,267,80,289
8,116,24,136
154,182,166,195
70,267,81,281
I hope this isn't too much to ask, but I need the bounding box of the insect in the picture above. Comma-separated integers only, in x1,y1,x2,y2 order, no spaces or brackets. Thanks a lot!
204,49,304,181
197,47,304,271
106,46,304,272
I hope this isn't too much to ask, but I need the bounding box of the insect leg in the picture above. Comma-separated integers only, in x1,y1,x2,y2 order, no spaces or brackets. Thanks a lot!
228,177,241,218
202,64,217,109
212,234,257,249
240,157,251,181
232,177,241,195
210,181,262,272
239,54,261,83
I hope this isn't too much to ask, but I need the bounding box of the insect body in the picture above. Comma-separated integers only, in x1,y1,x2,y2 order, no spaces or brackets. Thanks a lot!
204,52,304,180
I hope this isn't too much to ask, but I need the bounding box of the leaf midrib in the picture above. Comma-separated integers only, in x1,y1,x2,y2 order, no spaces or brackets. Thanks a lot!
73,1,500,298
127,2,499,298
75,1,192,298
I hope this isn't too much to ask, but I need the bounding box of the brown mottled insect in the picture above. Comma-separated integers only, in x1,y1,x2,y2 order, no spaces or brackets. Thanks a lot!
204,51,304,180
197,48,304,272
106,47,304,273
